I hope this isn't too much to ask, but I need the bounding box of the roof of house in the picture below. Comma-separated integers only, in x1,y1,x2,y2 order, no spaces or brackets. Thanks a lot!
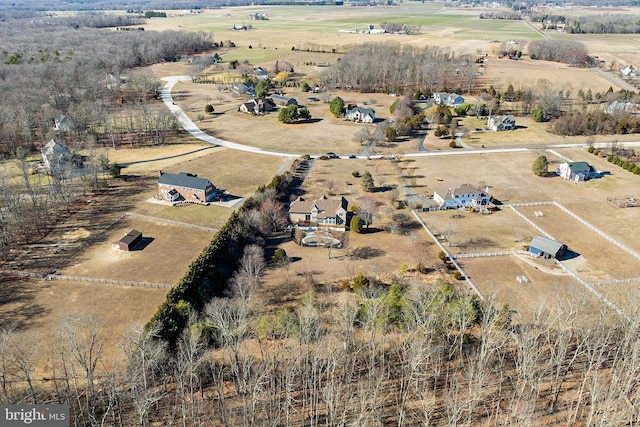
346,107,375,116
567,161,591,172
270,94,295,103
114,229,142,246
289,195,348,215
491,115,515,123
158,172,215,191
435,184,487,203
529,235,565,256
42,139,70,156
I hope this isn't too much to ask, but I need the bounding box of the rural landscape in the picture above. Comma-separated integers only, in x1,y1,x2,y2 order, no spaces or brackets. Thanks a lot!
1,0,640,425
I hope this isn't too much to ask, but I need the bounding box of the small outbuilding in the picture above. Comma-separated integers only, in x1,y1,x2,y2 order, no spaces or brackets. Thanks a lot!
112,229,143,251
528,235,567,260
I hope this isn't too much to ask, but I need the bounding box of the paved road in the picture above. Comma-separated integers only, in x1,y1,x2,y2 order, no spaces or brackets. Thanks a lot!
161,76,299,158
161,76,640,160
588,66,637,92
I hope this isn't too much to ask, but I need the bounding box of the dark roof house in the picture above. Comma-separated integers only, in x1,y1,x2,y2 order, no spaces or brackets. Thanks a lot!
157,172,218,203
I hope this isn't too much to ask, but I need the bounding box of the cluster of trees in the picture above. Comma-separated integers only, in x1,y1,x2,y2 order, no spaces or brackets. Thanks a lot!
0,144,113,256
549,110,640,136
564,14,640,34
528,39,589,65
4,275,640,425
150,168,294,345
278,104,311,123
319,42,476,95
379,21,420,34
0,18,214,155
479,11,522,20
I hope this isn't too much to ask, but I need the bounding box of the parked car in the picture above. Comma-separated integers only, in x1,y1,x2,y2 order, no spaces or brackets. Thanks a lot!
326,152,339,159
306,97,320,102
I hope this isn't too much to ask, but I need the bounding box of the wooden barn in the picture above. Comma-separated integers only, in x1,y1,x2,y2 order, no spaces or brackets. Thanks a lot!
112,230,143,251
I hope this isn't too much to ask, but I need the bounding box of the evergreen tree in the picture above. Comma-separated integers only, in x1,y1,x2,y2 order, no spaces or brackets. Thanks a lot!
532,155,549,176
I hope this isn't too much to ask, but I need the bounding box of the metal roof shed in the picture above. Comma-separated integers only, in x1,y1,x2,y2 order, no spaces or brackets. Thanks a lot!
528,235,567,259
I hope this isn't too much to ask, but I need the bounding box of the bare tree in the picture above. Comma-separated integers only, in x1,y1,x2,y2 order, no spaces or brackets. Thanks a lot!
358,195,377,229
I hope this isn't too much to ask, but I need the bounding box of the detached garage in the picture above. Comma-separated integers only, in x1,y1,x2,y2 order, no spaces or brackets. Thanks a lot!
528,235,567,260
112,230,143,251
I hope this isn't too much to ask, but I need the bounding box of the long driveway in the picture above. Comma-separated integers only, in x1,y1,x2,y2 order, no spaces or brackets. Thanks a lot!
161,76,640,160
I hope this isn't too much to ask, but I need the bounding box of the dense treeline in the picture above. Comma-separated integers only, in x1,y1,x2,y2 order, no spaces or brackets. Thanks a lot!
549,111,640,136
55,12,147,28
527,39,589,66
2,275,639,425
565,14,640,34
319,42,476,95
0,21,213,155
150,168,295,346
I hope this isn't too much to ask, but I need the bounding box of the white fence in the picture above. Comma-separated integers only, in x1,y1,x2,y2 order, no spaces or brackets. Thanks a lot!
454,250,528,259
554,260,629,320
0,270,171,289
592,277,640,287
507,201,555,208
552,201,640,262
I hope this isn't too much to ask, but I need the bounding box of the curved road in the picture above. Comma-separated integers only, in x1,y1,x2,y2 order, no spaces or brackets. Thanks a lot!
161,76,640,160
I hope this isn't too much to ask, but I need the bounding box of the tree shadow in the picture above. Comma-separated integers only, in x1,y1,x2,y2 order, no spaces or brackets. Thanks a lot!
0,276,49,330
302,118,323,124
348,246,385,260
360,227,383,234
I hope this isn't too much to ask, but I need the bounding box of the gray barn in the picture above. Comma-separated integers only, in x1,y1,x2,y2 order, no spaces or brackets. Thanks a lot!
528,235,567,260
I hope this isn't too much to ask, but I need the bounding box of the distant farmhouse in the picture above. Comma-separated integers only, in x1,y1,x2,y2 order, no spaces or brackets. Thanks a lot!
433,92,465,107
344,107,376,123
112,229,143,251
619,65,636,78
239,98,275,115
41,139,71,174
605,100,634,114
487,115,516,131
433,183,490,210
556,161,595,181
289,195,349,229
232,82,255,97
528,235,567,260
253,67,269,81
157,171,218,203
270,94,298,107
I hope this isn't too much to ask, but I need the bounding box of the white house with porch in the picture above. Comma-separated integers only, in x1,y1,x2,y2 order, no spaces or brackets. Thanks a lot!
433,184,490,209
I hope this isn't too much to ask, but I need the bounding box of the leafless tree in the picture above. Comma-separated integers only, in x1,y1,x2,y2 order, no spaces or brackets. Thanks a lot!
357,195,377,229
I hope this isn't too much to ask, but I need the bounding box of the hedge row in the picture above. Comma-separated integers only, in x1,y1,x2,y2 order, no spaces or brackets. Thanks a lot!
148,162,300,346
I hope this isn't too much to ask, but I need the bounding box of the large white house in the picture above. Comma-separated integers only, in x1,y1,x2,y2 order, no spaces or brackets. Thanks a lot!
557,161,593,181
344,107,375,123
433,184,490,209
289,195,349,228
433,92,465,107
487,115,516,131
41,139,71,174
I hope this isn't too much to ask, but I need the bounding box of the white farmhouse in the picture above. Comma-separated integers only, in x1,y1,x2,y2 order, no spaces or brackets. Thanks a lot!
433,184,490,209
556,161,593,181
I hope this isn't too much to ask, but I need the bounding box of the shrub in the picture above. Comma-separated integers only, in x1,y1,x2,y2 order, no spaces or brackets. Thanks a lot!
437,250,447,262
350,215,362,233
272,248,288,263
449,140,457,148
351,170,361,178
587,145,595,153
204,104,214,113
453,270,463,280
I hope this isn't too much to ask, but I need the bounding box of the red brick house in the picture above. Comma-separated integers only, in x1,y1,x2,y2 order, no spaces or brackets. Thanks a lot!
157,172,217,203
